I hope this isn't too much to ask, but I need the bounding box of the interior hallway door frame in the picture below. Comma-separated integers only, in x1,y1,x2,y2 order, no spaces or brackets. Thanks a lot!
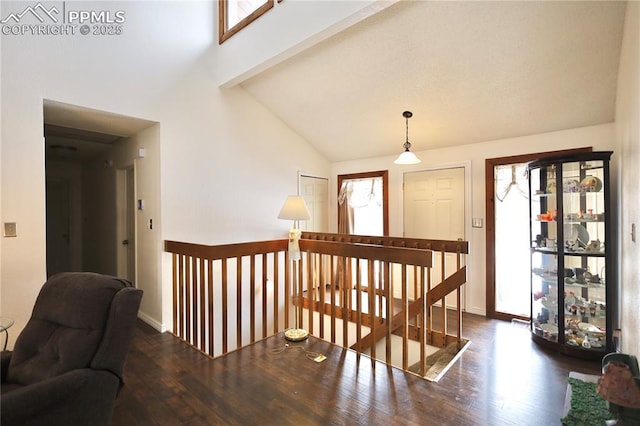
116,165,136,285
485,148,592,321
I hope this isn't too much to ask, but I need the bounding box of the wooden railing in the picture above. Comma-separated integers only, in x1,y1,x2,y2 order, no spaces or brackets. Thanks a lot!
301,232,469,353
165,233,468,377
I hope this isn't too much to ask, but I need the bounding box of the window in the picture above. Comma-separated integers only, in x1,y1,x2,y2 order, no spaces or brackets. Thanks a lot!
337,171,389,236
219,0,274,44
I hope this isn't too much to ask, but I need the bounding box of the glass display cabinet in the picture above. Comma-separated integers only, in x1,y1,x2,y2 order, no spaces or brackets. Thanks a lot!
528,151,615,359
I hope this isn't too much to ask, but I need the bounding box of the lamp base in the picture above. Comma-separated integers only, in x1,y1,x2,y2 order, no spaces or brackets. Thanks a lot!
284,328,309,342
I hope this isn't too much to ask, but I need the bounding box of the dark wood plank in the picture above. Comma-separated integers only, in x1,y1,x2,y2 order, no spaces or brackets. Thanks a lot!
113,314,600,425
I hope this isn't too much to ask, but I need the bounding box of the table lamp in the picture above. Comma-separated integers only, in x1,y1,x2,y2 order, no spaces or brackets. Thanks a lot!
278,195,311,341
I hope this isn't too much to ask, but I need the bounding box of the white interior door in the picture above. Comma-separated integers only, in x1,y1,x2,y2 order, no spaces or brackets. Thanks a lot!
299,175,328,232
116,167,136,284
403,167,465,308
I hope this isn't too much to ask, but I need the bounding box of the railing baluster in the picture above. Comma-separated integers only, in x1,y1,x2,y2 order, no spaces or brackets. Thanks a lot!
235,257,242,350
419,265,426,376
200,257,206,351
342,256,349,348
262,253,268,340
385,260,392,365
318,254,325,339
250,255,256,344
185,255,192,344
208,259,214,356
356,259,362,349
297,257,304,331
273,252,279,336
222,258,228,354
284,251,290,331
440,247,446,345
330,255,336,344
307,251,313,335
172,253,178,336
402,263,408,370
457,249,462,348
368,259,375,365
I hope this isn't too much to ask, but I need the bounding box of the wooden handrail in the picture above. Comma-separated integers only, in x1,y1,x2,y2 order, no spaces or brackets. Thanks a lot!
165,233,467,378
302,231,469,254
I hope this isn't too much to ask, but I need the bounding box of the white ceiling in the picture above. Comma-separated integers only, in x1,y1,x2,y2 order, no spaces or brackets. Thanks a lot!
240,1,627,162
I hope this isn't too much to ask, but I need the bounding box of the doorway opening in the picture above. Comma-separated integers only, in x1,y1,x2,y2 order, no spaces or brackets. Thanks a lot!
485,148,592,320
116,166,136,283
43,99,156,281
493,163,530,317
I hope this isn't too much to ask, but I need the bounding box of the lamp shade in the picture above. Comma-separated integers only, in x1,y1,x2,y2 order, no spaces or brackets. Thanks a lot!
278,196,311,221
394,150,421,165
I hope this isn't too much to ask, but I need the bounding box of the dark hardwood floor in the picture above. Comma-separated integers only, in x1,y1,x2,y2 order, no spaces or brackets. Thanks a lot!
113,314,601,425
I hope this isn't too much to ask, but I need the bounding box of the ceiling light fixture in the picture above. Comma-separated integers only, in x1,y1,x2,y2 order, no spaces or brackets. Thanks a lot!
394,111,421,165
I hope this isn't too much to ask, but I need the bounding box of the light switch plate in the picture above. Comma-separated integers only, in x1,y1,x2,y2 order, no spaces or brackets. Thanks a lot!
3,222,17,237
472,218,483,228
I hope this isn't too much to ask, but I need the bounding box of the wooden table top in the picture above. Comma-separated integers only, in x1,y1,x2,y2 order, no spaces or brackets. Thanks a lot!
202,332,471,425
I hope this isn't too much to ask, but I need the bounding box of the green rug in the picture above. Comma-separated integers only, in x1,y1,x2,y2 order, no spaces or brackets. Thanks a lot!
561,377,615,426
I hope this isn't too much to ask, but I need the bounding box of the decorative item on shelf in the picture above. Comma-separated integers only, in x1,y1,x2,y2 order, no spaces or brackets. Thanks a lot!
580,175,603,192
565,212,580,222
546,180,556,194
564,223,589,252
538,210,557,221
586,239,602,252
563,179,580,193
278,195,311,342
394,111,421,165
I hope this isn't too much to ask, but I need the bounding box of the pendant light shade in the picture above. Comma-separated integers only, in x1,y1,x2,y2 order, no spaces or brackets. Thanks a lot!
394,111,421,165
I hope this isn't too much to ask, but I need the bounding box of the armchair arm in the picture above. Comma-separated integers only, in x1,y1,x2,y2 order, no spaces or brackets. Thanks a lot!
1,368,120,426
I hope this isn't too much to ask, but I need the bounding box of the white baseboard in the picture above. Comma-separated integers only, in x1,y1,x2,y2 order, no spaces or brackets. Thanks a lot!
137,310,167,332
465,307,486,316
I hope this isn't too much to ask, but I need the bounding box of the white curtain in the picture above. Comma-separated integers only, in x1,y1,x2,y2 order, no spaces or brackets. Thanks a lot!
338,181,354,234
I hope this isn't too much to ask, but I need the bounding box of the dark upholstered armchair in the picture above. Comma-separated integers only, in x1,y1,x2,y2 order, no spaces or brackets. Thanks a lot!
0,272,143,426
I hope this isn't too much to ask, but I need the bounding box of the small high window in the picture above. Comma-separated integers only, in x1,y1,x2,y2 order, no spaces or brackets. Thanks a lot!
219,0,274,44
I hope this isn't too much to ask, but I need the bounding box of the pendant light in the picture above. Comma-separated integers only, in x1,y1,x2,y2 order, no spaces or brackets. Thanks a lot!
394,110,421,165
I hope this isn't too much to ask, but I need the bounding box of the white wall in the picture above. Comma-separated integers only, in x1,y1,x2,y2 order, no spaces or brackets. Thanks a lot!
106,125,162,329
615,1,640,358
0,1,330,343
332,123,616,316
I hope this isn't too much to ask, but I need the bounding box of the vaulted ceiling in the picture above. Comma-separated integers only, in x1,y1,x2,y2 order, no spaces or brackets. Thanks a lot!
240,1,627,162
